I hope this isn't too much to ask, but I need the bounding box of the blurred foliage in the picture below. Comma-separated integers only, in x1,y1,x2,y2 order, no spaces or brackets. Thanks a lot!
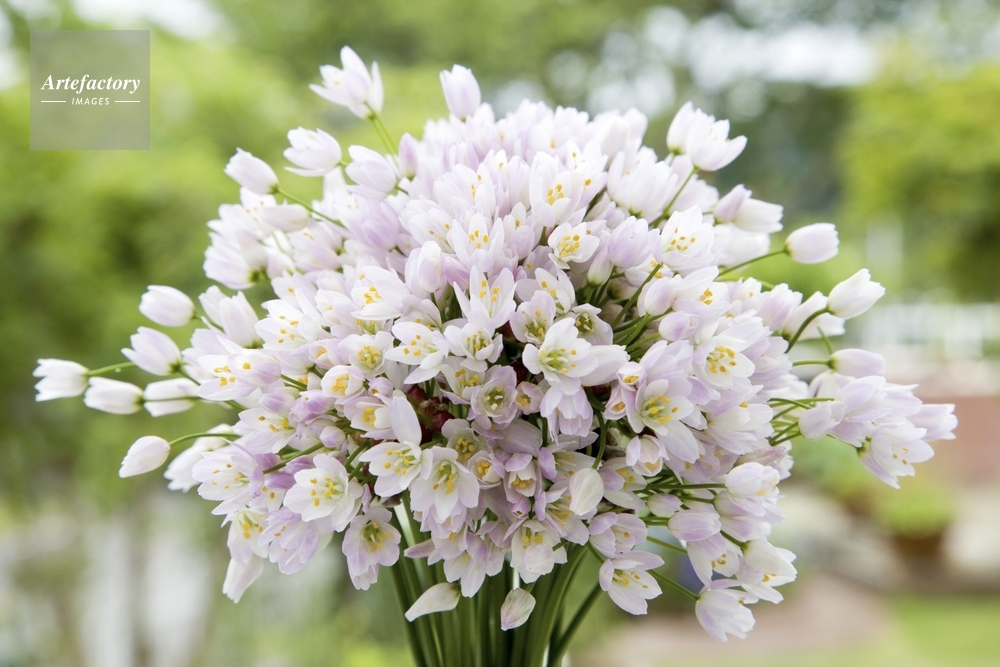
841,50,1000,300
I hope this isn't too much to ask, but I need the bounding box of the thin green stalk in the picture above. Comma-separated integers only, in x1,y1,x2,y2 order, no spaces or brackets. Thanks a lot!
86,361,137,376
717,249,786,278
390,563,430,667
611,264,663,328
274,187,344,227
646,536,687,555
166,431,237,448
655,166,698,223
548,582,601,665
787,307,830,349
262,443,324,474
649,570,699,601
792,359,832,368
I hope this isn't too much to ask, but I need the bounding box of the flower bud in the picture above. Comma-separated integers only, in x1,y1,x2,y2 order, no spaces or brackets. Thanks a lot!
122,327,182,376
569,467,605,516
405,583,461,621
218,292,261,348
668,507,722,541
647,493,682,518
259,204,310,232
139,285,195,327
143,378,198,417
398,132,419,179
224,149,278,195
831,348,886,377
119,436,170,477
500,589,536,631
798,401,845,440
785,223,839,264
828,269,885,319
587,247,613,285
440,65,481,120
607,216,650,268
84,378,143,414
284,127,342,177
696,588,756,642
33,359,89,401
346,145,398,193
743,540,797,578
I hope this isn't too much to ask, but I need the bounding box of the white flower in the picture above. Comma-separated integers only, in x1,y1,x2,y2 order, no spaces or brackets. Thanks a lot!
828,269,885,319
405,583,461,621
33,359,88,401
440,65,481,120
119,436,170,477
714,185,783,234
284,127,342,176
311,46,383,119
785,223,839,264
284,453,363,527
358,394,426,496
122,327,182,375
139,285,195,327
409,448,479,523
522,318,598,392
84,378,143,414
548,221,600,269
343,507,401,590
668,507,722,542
599,551,663,615
695,588,756,641
224,149,278,195
500,589,536,631
511,520,566,583
667,102,747,171
165,427,231,492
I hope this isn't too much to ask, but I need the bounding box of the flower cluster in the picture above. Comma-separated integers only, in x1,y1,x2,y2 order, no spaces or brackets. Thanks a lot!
36,47,956,642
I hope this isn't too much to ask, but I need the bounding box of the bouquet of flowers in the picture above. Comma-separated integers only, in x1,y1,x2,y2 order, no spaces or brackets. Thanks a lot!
35,47,957,667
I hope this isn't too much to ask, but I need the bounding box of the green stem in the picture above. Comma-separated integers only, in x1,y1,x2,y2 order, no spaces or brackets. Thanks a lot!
548,582,602,665
717,249,786,278
611,264,663,328
792,359,832,368
281,374,308,390
274,187,344,227
262,443,325,474
787,307,830,349
86,362,136,376
646,536,687,555
649,570,699,601
166,431,237,448
655,166,698,223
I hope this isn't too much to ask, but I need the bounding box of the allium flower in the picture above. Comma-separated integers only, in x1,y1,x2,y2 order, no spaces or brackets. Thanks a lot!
284,127,343,176
139,285,195,327
785,222,839,264
828,269,886,319
440,65,481,120
40,48,958,658
84,377,143,414
119,436,170,477
33,359,88,401
224,149,278,195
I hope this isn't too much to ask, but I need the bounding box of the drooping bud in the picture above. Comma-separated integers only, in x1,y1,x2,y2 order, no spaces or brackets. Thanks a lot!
119,436,170,477
500,589,536,631
405,583,461,621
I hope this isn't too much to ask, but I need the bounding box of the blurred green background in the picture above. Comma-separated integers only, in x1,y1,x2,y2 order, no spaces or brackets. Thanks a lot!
2,1,1000,665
